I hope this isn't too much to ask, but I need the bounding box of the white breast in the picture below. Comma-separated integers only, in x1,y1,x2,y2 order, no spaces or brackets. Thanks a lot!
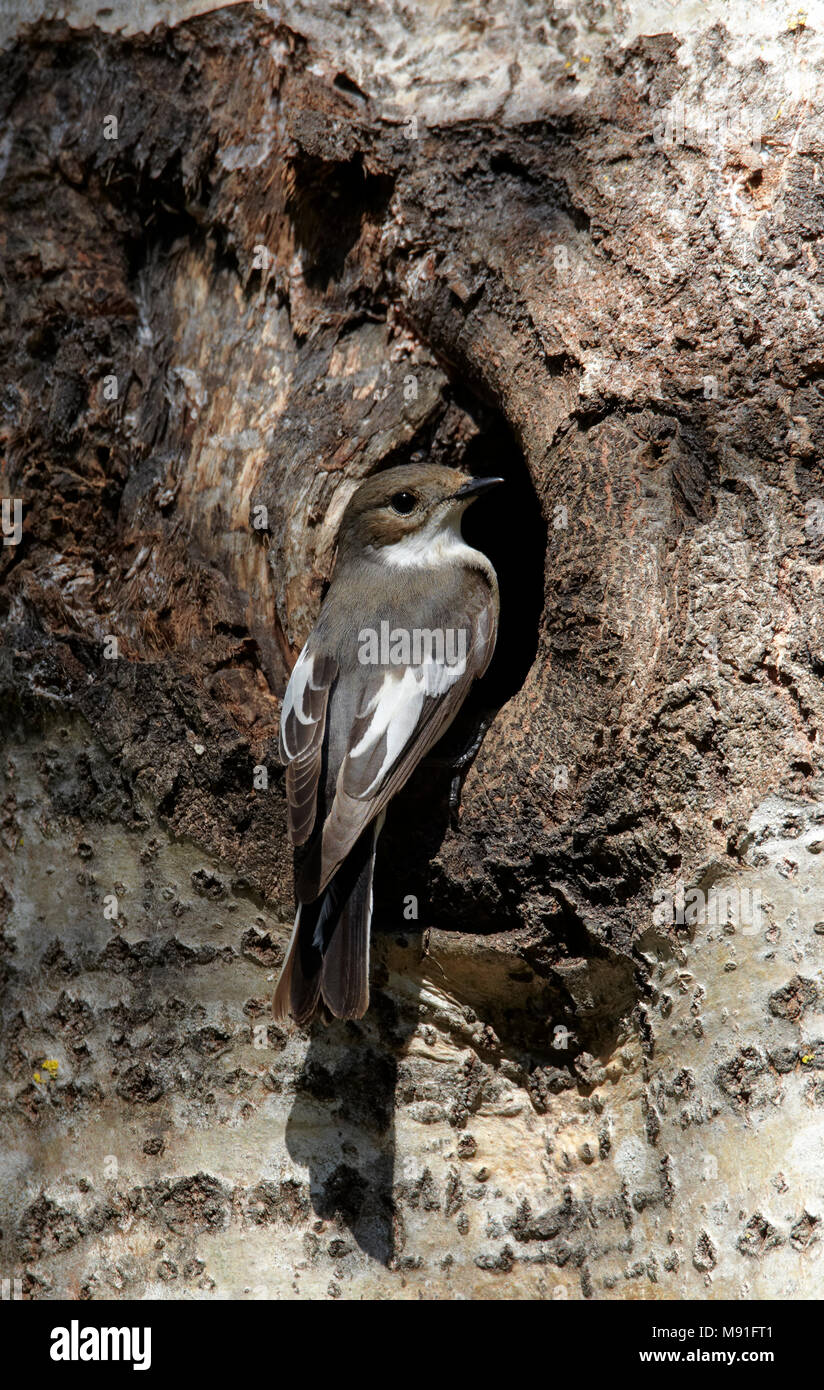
380,509,495,585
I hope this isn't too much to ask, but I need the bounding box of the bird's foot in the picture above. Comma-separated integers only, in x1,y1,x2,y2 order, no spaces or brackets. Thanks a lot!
423,711,497,828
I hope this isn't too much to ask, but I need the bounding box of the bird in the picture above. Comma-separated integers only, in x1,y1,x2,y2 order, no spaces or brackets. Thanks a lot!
273,462,503,1025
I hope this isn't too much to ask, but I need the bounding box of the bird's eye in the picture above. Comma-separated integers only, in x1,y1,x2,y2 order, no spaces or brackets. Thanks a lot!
390,491,417,515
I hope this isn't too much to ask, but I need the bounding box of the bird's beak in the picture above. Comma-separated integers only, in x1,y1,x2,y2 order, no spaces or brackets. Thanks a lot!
453,475,505,502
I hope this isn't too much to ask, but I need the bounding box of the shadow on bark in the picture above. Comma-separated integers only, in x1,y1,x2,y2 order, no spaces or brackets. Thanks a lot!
284,997,417,1266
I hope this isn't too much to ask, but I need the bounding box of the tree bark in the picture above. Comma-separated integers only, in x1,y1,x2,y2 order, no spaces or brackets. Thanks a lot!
2,0,824,1299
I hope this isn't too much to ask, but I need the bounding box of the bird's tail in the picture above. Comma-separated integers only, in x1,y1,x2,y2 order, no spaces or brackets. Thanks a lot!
273,822,378,1025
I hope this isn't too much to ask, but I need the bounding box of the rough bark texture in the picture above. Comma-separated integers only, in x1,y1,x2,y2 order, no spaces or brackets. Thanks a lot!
2,0,824,1299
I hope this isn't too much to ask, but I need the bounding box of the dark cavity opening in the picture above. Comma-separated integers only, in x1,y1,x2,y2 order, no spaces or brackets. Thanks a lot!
459,398,546,716
374,388,547,930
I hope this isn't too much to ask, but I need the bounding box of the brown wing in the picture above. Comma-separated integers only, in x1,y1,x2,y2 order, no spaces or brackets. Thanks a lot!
279,642,338,847
298,583,497,901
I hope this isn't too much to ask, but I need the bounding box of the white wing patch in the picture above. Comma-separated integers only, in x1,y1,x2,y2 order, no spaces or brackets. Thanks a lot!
280,641,338,846
309,590,496,895
347,652,467,799
280,647,319,759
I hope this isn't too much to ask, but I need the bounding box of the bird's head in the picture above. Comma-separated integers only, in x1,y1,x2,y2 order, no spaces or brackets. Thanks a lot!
335,463,504,567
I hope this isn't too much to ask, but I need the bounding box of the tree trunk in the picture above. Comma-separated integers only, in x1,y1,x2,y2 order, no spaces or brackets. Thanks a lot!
2,1,824,1300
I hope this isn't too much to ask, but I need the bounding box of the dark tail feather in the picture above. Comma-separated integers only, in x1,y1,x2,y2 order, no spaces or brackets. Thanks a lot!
320,826,377,1019
273,824,377,1024
272,902,322,1026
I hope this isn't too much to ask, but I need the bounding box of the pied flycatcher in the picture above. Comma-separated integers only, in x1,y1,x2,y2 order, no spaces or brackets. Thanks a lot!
274,463,502,1024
